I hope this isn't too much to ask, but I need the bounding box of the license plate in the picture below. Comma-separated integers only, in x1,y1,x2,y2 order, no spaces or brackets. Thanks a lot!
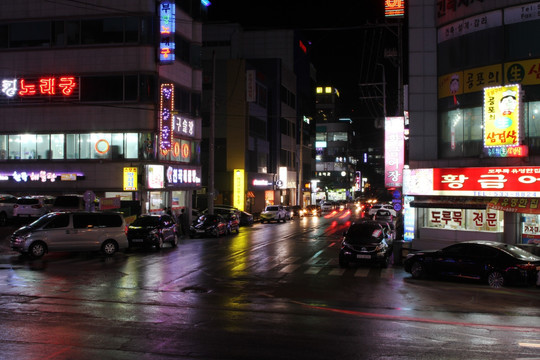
132,239,144,243
357,254,371,259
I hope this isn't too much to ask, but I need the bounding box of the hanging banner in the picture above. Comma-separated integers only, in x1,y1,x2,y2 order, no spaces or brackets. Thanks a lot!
487,197,540,214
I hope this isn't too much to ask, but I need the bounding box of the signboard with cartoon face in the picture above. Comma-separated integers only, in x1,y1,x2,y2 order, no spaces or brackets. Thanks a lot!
483,84,520,148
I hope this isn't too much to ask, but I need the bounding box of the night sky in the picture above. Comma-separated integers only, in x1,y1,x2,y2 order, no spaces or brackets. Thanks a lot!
206,1,397,123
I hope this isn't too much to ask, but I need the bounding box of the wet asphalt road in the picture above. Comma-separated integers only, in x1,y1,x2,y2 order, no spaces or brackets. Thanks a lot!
0,214,539,360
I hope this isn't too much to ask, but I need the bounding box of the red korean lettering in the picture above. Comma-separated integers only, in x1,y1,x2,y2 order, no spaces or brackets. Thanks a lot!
452,211,463,225
486,212,497,227
58,77,76,96
39,77,55,95
431,211,441,224
441,211,452,224
18,79,36,96
472,212,483,226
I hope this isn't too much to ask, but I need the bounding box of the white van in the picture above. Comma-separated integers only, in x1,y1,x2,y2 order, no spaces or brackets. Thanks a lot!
10,211,128,258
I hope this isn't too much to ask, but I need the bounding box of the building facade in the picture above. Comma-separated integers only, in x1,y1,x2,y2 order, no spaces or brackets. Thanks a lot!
202,23,316,214
407,0,540,253
0,0,203,220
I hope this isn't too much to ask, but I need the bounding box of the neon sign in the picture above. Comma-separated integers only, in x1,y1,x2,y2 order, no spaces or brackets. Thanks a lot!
159,84,173,151
159,1,176,64
166,166,201,186
173,115,195,138
0,170,84,183
1,76,78,100
484,84,520,148
385,0,404,17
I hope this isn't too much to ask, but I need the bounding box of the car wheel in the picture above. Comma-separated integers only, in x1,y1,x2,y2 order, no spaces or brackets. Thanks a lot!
487,271,505,288
101,240,118,256
410,261,425,279
29,241,46,259
171,233,178,247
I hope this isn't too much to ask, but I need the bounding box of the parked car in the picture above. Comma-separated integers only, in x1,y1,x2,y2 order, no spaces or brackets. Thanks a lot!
404,240,540,288
239,211,254,226
290,205,305,219
374,209,393,223
126,214,178,249
260,205,287,223
189,214,228,238
339,220,393,268
10,211,128,259
368,203,396,217
305,205,322,217
0,194,18,226
13,196,55,219
284,206,294,220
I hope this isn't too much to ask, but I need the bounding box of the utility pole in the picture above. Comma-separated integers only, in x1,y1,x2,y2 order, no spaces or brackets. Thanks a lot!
208,51,215,214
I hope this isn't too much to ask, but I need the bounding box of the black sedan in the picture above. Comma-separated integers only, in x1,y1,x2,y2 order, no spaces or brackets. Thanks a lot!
127,214,178,249
339,220,393,268
403,240,540,288
189,214,228,238
239,211,254,226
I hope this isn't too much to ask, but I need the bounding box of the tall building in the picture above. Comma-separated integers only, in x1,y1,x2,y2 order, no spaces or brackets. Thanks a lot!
314,86,357,203
202,23,315,214
0,0,204,219
406,0,540,252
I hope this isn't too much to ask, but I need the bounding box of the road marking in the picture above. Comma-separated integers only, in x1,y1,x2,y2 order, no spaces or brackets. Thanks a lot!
280,264,301,273
304,266,322,275
354,268,370,277
329,268,346,276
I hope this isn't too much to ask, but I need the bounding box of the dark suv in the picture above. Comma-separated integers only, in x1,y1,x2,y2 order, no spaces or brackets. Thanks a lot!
339,220,393,268
126,214,178,249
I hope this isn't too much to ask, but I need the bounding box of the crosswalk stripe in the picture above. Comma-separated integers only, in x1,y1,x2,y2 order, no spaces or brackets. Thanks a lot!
329,268,346,276
280,264,302,273
354,268,370,277
304,266,322,275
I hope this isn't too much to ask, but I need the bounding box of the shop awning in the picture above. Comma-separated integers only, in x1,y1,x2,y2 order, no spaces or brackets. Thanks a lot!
409,196,489,210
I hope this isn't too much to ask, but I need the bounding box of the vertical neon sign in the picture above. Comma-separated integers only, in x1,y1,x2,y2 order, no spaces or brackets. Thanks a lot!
384,117,405,188
159,1,175,64
160,84,174,151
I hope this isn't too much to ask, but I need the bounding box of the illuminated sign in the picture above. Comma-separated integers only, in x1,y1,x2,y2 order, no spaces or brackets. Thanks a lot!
484,84,520,148
404,166,540,197
0,170,84,183
384,117,404,188
483,145,528,158
233,169,245,211
159,1,175,64
279,167,287,189
246,70,256,102
173,115,196,138
123,167,138,191
385,0,404,17
1,76,78,101
147,165,164,189
165,165,201,186
159,84,173,151
253,179,271,186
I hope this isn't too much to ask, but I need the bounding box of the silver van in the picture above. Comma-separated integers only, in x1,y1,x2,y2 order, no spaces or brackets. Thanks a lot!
10,211,128,258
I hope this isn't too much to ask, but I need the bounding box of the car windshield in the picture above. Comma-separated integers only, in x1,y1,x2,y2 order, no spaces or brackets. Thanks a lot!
27,212,59,228
197,215,220,224
265,206,279,211
345,224,383,244
131,217,159,226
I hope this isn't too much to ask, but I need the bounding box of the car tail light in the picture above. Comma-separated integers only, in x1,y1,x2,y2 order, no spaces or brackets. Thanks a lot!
13,204,19,209
516,263,538,271
124,225,128,235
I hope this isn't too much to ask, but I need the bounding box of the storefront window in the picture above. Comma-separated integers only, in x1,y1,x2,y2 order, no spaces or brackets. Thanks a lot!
0,135,7,159
8,135,20,159
424,208,503,232
51,134,64,159
20,134,36,159
125,133,138,159
36,134,50,159
91,133,112,159
66,134,79,159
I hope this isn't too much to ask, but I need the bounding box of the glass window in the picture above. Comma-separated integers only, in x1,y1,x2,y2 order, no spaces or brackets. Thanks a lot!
124,17,139,43
0,25,8,48
8,135,21,159
81,76,123,101
140,16,154,44
81,18,123,44
52,21,65,47
79,134,91,159
51,134,64,159
440,108,483,158
329,132,348,141
20,134,36,160
66,134,79,159
423,208,503,232
125,133,138,159
9,22,51,48
0,135,7,160
111,133,124,159
65,21,80,45
91,133,112,159
36,134,50,160
125,75,137,101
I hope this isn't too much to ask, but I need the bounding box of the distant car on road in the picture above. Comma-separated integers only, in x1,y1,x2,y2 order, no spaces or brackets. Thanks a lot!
239,211,254,226
320,201,336,213
404,240,540,288
368,204,396,218
305,205,322,217
374,209,393,223
260,205,287,223
290,205,305,219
